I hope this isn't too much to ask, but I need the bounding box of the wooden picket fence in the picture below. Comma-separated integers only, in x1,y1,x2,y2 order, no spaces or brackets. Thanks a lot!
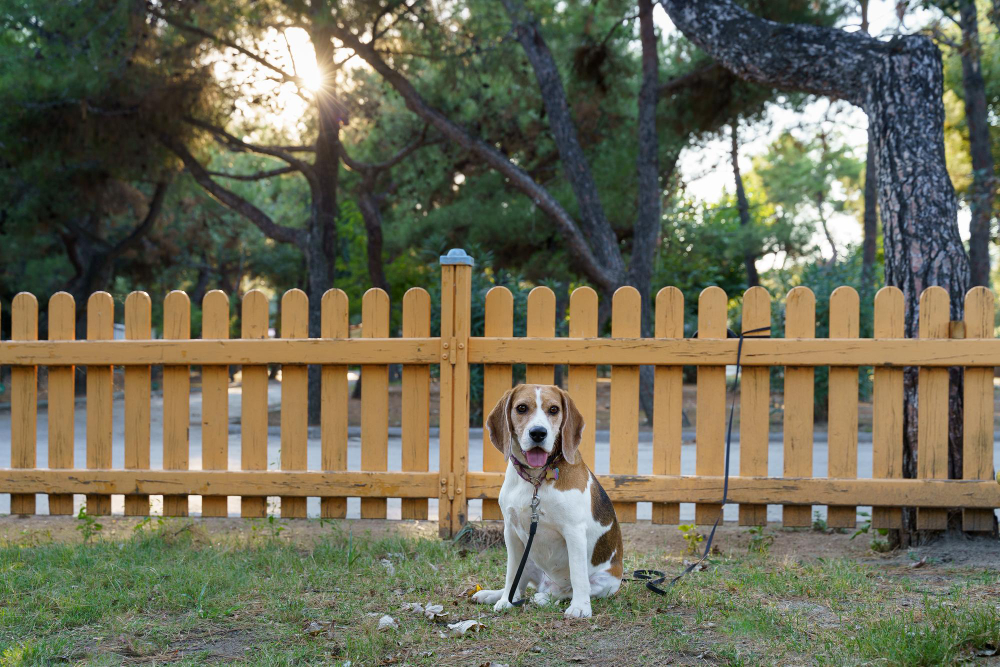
1,249,999,538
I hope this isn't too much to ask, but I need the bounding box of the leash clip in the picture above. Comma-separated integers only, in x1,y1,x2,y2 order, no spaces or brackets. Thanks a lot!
529,493,540,522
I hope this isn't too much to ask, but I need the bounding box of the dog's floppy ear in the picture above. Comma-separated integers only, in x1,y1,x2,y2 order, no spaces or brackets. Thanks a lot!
559,387,585,464
486,388,515,457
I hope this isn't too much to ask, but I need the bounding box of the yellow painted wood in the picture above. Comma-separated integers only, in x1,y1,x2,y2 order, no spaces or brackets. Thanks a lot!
438,266,456,537
402,288,431,520
463,337,1000,366
86,292,114,516
450,265,473,535
361,288,390,519
963,287,995,531
124,292,151,516
162,291,191,517
0,468,996,508
11,293,38,515
0,338,440,366
653,287,683,525
568,287,598,470
917,287,950,530
738,287,770,527
872,287,905,530
200,290,230,517
321,289,349,518
525,286,556,385
827,287,859,529
463,473,1000,507
280,289,309,519
611,286,641,523
696,286,727,525
783,286,815,528
46,292,75,515
11,335,1000,368
240,290,269,518
481,286,513,520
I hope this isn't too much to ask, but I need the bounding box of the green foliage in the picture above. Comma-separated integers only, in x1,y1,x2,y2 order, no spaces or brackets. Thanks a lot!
746,525,774,555
74,507,102,544
677,523,705,556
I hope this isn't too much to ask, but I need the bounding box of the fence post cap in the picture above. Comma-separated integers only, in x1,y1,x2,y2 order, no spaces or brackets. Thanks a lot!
440,248,474,266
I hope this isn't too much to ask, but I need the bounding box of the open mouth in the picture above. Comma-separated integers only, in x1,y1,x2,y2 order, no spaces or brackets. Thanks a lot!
523,447,548,468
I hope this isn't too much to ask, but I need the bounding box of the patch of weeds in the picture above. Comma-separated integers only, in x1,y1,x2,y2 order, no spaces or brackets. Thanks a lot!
678,524,704,556
812,510,827,532
747,526,774,555
851,511,891,552
74,508,102,544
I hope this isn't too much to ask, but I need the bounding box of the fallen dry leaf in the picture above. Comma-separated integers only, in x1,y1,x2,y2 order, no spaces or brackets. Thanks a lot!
446,619,485,637
910,557,928,569
378,615,398,631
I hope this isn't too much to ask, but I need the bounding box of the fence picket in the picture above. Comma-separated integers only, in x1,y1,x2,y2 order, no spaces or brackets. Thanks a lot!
568,287,598,470
201,290,230,517
653,287,683,525
321,289,349,519
525,287,556,385
280,289,309,519
124,292,151,516
402,288,431,520
963,287,995,532
482,286,513,520
696,286,727,525
739,287,770,527
783,286,815,528
11,293,38,515
47,292,75,515
361,288,390,519
163,291,190,517
872,287,904,530
241,290,269,518
917,287,950,530
86,292,114,516
611,286,640,523
827,287,859,529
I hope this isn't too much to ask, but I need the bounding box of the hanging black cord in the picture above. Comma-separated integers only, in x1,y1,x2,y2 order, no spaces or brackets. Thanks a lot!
633,324,772,595
508,492,541,605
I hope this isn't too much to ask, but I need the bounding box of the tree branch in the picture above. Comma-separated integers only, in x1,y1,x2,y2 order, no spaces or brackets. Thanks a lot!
160,134,306,246
659,62,723,96
108,180,171,258
328,23,620,292
206,166,298,181
659,0,881,106
184,117,317,185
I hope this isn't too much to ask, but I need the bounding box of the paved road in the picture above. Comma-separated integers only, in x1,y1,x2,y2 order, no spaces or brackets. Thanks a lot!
2,382,998,523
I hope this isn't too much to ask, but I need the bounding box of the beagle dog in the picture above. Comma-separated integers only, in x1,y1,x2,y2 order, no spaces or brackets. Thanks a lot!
473,384,623,618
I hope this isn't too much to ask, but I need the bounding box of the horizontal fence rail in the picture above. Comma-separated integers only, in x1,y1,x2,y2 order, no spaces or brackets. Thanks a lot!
1,251,998,537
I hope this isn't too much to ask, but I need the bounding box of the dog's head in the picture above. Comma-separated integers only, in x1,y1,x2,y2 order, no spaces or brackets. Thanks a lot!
486,384,584,468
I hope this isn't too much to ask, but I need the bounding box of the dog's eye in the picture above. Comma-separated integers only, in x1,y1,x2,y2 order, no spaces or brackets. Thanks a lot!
548,406,559,415
516,404,528,414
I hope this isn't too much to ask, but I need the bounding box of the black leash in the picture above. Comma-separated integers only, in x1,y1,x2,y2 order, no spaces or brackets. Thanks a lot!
508,491,540,605
632,324,771,596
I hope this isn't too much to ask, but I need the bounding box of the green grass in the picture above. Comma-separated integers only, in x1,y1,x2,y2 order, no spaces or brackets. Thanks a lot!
0,520,998,666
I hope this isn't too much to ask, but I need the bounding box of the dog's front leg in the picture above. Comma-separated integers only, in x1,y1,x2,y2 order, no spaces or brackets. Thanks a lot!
563,526,592,618
492,519,526,612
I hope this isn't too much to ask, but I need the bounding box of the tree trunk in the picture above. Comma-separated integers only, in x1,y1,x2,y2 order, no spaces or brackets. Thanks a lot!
357,188,390,293
862,129,878,281
959,0,996,288
660,0,971,540
731,126,760,286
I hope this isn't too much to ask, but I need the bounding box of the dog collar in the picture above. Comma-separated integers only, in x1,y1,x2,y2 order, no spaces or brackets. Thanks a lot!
509,451,561,488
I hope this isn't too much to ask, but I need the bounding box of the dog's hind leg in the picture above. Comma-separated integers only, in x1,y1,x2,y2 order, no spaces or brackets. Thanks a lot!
588,569,622,599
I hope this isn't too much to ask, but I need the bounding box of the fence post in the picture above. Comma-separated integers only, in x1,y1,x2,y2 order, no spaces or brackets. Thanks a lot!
439,248,473,538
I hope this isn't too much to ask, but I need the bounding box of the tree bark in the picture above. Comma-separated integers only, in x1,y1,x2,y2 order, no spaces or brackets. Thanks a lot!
660,0,971,537
862,129,878,280
356,188,390,293
958,0,996,288
731,126,759,286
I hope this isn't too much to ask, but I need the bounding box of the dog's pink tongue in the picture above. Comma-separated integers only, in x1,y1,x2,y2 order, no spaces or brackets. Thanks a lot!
525,448,548,468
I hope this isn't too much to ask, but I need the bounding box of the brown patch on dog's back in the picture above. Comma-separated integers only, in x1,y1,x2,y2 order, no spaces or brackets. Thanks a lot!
590,474,623,578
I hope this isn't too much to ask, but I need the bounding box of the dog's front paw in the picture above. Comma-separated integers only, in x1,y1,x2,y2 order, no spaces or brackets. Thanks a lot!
472,589,503,605
532,591,552,606
493,596,516,612
564,599,592,618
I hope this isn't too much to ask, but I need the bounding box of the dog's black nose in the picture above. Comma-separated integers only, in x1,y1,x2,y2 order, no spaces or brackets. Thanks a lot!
529,426,547,443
